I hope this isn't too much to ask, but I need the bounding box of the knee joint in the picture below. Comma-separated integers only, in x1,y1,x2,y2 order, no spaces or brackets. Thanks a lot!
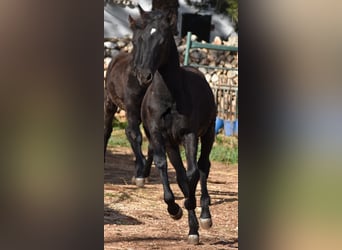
154,156,166,169
126,128,142,143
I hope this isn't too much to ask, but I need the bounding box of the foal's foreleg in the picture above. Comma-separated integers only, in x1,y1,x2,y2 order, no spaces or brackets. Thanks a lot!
166,145,189,198
152,138,182,219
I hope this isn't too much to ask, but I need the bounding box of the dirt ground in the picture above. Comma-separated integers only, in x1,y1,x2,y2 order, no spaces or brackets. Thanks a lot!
104,146,238,249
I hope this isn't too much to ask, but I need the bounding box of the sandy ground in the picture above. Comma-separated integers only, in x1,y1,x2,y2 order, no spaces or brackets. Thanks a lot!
104,146,238,249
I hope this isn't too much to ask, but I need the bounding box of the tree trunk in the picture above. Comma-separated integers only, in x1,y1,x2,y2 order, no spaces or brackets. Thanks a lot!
152,0,179,35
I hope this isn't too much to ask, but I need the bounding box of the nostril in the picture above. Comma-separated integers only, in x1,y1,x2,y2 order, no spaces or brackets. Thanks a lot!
146,73,153,82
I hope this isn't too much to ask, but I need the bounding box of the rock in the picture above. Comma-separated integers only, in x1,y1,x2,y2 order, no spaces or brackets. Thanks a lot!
201,48,208,54
200,58,209,65
211,73,219,82
219,74,228,85
104,41,116,49
124,43,133,53
205,73,211,82
227,54,234,63
228,70,237,79
223,35,238,47
224,63,233,69
110,49,120,58
209,61,216,68
232,76,238,85
231,59,238,67
191,50,201,61
117,40,126,48
198,67,207,75
212,36,222,45
104,58,112,71
177,44,186,53
191,34,198,41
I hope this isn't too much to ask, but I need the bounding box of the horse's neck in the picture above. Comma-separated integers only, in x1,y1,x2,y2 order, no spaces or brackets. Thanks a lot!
158,39,192,115
158,40,182,95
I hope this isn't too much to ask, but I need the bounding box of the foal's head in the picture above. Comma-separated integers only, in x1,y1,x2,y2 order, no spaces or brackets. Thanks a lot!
129,7,173,86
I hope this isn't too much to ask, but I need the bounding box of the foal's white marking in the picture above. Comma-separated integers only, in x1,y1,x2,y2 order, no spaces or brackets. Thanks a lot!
150,28,157,35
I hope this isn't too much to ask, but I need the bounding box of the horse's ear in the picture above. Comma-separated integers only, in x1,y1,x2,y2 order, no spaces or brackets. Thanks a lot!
128,15,136,29
166,10,175,25
137,4,147,17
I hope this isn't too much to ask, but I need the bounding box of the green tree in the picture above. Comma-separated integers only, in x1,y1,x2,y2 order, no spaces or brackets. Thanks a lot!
226,0,238,24
184,0,238,31
211,0,238,31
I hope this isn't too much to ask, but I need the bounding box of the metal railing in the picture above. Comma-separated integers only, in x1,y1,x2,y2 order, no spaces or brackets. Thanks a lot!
183,31,238,134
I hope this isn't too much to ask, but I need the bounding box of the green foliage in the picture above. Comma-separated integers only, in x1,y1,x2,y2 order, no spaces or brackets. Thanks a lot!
112,118,127,130
211,134,238,164
108,119,130,147
226,0,238,24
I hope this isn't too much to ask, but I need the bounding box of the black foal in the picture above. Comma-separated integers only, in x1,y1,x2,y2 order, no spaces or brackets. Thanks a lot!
129,7,217,244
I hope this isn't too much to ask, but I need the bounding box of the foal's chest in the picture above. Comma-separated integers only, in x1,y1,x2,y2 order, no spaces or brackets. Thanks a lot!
160,105,190,143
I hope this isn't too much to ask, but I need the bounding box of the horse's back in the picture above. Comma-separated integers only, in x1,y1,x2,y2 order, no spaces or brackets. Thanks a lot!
181,66,216,119
107,52,132,78
105,52,133,110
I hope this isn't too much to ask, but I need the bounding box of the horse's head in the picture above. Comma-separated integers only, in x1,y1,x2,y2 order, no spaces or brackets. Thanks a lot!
129,6,173,86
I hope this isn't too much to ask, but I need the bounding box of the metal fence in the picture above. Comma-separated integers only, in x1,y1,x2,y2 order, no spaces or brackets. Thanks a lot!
183,32,238,135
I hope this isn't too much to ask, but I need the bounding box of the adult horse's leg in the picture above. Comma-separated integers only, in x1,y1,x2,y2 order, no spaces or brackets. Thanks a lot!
183,133,201,244
197,123,215,229
104,94,117,160
142,143,154,181
125,108,147,187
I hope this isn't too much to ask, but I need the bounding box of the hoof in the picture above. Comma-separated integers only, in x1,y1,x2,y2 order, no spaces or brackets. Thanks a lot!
170,206,183,220
200,218,212,229
135,178,145,188
188,234,199,245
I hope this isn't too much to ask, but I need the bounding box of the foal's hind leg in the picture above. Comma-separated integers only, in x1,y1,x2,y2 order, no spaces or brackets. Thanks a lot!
167,144,203,244
183,133,201,244
104,95,117,160
197,124,215,229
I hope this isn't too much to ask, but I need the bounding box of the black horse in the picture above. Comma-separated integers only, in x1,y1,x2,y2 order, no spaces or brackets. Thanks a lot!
104,50,153,187
104,5,178,187
129,8,217,244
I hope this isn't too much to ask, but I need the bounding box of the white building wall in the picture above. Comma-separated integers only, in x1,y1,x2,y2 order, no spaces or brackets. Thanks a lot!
104,0,236,41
